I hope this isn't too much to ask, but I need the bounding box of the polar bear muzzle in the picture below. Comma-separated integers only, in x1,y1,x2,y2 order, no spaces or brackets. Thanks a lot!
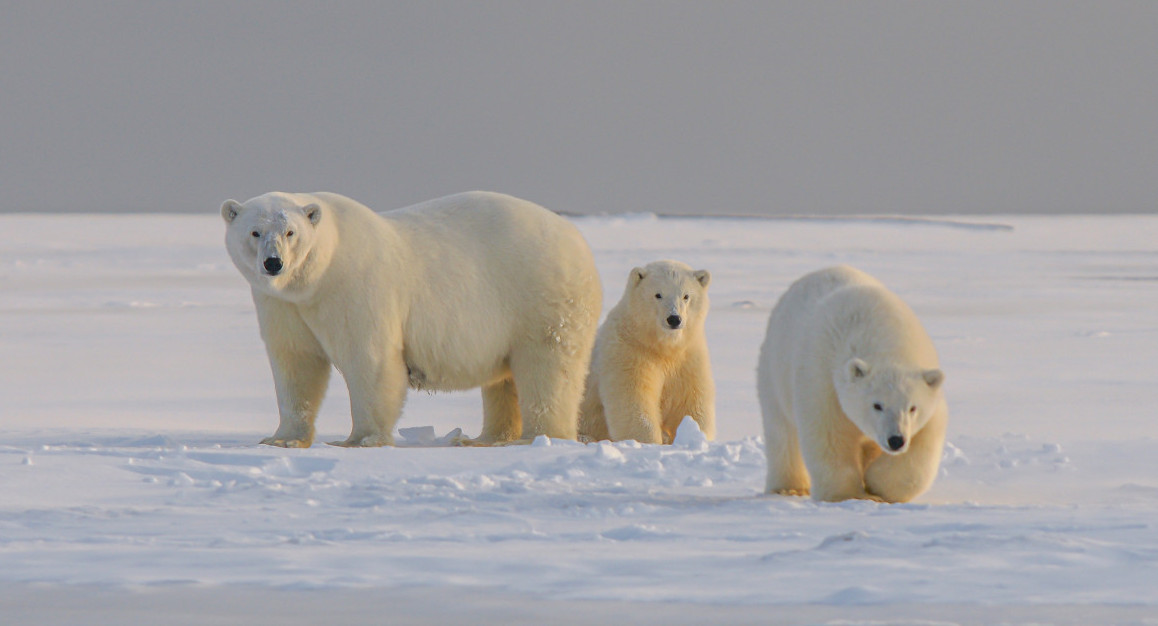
263,256,284,275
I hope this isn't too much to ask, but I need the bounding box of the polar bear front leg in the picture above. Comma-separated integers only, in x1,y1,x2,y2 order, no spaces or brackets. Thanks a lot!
801,440,875,502
577,373,611,443
599,361,664,444
797,399,881,502
329,351,408,447
761,401,810,496
864,406,947,503
256,296,331,448
263,350,331,448
665,353,716,441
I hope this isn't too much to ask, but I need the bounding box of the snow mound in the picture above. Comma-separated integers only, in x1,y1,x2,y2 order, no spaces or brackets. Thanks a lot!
672,416,709,451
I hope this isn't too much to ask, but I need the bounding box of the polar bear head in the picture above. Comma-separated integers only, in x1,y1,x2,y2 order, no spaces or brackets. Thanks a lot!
835,359,944,455
222,192,326,298
625,260,711,343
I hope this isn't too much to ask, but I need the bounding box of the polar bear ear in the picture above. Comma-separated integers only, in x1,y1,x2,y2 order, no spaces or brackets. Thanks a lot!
922,368,945,389
630,267,648,286
846,358,870,380
693,269,711,288
221,200,242,224
303,203,322,226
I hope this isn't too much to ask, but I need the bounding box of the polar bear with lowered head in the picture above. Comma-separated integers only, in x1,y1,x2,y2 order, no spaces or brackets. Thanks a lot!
222,191,601,447
756,265,947,502
579,260,715,444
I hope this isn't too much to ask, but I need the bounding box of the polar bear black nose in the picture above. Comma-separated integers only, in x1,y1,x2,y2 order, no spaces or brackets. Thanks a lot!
666,314,682,329
887,435,905,451
263,257,283,275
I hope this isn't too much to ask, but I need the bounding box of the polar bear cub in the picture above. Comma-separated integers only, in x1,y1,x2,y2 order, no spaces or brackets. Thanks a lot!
756,265,947,502
222,191,602,447
579,260,715,444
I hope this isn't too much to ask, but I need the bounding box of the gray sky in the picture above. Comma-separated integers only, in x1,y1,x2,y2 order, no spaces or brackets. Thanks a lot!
2,1,1156,215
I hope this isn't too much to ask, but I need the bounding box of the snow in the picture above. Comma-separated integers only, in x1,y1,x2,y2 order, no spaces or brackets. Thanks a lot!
2,212,1158,623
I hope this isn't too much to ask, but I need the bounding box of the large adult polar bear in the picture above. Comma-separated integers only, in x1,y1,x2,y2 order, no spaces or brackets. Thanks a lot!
756,265,947,502
222,191,602,448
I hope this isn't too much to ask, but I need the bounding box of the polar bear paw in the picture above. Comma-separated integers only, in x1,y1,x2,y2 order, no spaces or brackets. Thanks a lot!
452,435,532,447
260,436,312,448
326,434,393,447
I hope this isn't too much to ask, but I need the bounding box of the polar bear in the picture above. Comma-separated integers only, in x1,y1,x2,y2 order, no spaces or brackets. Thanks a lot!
578,260,715,444
221,191,601,448
756,265,947,502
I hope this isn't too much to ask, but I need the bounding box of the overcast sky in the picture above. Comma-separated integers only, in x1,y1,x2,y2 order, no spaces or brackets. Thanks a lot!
2,1,1156,215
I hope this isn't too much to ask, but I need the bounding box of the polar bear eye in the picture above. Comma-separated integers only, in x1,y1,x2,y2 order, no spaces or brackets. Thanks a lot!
286,230,294,237
683,294,690,301
909,405,917,414
654,293,662,299
873,403,883,411
251,231,260,238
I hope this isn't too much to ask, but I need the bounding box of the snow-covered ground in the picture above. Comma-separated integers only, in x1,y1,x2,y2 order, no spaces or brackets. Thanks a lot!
2,212,1157,624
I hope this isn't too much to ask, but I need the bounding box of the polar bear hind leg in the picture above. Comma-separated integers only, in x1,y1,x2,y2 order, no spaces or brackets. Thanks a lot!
477,377,522,443
509,343,583,440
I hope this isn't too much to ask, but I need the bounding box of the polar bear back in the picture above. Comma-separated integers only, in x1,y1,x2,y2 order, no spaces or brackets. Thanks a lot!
280,190,598,393
773,265,935,360
758,265,939,414
385,191,590,299
381,191,600,391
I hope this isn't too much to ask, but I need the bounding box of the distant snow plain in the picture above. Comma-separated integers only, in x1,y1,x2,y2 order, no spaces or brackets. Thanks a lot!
2,211,1157,625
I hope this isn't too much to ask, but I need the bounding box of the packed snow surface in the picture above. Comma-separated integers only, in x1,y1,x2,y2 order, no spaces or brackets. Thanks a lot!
2,213,1157,619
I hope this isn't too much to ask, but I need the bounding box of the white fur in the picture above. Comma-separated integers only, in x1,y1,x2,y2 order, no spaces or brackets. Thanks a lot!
579,260,715,444
756,265,947,502
222,191,602,447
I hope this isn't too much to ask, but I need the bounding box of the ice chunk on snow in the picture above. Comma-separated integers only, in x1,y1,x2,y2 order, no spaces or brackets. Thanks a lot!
594,442,625,463
672,416,708,451
435,428,465,446
398,426,436,445
531,435,551,447
942,441,969,466
397,427,464,446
